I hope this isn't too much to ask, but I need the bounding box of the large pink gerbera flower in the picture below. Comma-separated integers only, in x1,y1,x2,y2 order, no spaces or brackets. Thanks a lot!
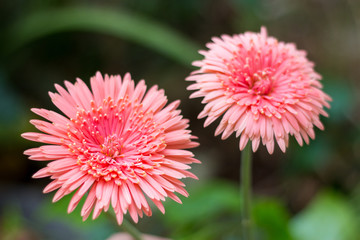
22,72,199,224
187,27,331,154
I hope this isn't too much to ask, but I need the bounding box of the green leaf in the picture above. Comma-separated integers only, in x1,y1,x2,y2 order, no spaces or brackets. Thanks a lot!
253,199,294,240
290,190,359,240
349,184,360,232
5,6,200,66
163,180,240,225
162,180,241,239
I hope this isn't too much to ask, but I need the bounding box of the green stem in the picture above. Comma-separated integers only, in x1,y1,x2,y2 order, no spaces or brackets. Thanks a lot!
241,143,253,240
120,218,143,240
107,212,143,240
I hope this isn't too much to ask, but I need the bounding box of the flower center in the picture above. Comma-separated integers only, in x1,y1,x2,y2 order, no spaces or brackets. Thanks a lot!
247,68,274,95
65,96,166,184
100,134,122,159
225,54,276,96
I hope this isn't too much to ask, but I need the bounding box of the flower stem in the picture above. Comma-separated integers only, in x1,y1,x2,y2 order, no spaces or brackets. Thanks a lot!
106,212,143,240
241,143,253,240
120,218,143,240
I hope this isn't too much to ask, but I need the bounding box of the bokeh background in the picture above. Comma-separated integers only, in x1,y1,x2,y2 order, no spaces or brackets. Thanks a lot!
1,0,359,239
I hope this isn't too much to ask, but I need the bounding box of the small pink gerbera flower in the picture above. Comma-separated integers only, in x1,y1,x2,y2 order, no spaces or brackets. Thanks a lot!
187,27,331,154
22,72,199,224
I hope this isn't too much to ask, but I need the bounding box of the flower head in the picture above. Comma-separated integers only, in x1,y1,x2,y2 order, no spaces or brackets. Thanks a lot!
187,27,331,154
22,72,199,224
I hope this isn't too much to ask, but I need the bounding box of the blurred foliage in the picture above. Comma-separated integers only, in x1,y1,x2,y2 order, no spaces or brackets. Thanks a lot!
290,191,359,240
38,194,115,240
4,6,200,66
253,199,293,240
162,180,241,239
2,181,359,240
1,206,29,240
1,0,360,239
0,69,27,143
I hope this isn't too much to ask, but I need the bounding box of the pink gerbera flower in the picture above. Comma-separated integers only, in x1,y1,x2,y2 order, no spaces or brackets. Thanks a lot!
187,27,331,154
22,72,199,224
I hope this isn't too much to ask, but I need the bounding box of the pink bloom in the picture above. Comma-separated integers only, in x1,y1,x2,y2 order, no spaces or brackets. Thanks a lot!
22,72,199,224
187,27,331,154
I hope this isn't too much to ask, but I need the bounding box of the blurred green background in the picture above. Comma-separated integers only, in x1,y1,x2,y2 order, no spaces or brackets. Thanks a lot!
0,0,359,239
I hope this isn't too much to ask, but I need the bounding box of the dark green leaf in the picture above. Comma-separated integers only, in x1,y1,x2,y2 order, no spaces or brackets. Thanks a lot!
253,199,294,240
5,6,200,66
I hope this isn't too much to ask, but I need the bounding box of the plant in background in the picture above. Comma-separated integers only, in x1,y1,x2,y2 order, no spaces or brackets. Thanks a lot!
187,27,331,239
22,72,200,239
